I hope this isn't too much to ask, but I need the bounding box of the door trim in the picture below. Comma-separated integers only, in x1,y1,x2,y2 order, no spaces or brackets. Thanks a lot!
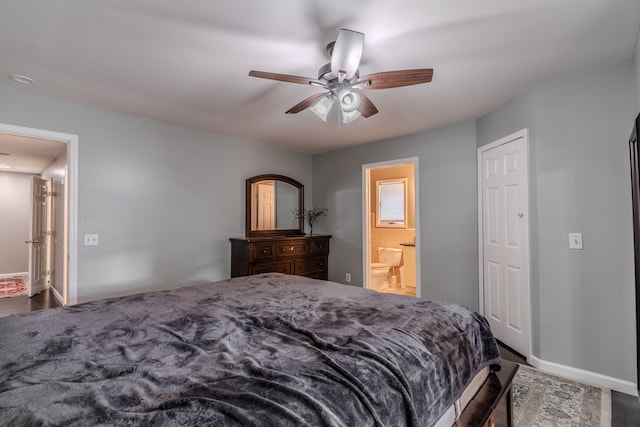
477,128,531,359
362,157,420,297
0,123,78,305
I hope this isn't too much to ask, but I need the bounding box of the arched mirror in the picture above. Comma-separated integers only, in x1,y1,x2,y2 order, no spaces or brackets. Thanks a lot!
246,174,304,237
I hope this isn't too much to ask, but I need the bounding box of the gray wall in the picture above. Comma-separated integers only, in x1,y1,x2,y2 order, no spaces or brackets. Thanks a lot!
635,28,639,114
0,86,313,303
478,61,636,384
0,172,32,274
313,121,480,309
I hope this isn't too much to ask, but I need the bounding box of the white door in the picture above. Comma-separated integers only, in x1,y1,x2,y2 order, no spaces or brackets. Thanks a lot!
479,130,530,357
27,176,48,296
256,181,275,230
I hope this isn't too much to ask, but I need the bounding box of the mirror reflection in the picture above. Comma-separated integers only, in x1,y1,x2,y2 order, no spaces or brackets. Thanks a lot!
250,180,299,231
245,174,304,237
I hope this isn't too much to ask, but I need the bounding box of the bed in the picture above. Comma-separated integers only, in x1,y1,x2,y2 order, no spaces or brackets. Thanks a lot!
0,273,504,426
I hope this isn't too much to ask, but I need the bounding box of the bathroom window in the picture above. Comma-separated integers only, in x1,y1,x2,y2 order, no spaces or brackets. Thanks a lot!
376,178,407,228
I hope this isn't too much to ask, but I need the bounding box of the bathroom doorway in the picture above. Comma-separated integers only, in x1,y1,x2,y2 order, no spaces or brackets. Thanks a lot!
362,158,419,297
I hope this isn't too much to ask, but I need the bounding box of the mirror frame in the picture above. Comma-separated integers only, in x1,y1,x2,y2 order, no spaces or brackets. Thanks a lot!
245,174,304,237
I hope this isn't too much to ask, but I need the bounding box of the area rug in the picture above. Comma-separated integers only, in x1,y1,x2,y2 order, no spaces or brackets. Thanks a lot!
0,275,28,299
513,364,611,426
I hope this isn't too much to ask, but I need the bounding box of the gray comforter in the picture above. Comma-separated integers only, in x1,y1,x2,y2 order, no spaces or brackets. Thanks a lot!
0,273,500,426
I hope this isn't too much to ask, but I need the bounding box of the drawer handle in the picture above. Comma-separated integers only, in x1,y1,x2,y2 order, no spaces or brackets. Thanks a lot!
281,246,294,252
261,249,268,254
304,246,309,250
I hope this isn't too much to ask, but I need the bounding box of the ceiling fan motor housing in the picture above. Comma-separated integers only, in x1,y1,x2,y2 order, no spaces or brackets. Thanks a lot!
317,63,360,92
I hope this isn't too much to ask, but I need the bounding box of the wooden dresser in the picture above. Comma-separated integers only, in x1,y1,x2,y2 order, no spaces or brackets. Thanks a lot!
230,235,331,280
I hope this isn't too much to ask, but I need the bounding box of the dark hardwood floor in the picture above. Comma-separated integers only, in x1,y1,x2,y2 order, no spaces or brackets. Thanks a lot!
0,288,63,318
1,296,638,425
498,341,640,426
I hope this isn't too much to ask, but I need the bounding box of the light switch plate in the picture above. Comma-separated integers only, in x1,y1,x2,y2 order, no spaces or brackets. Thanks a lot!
569,233,583,250
84,234,99,246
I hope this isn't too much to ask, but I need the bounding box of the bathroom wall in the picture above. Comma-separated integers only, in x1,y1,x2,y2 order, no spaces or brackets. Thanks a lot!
0,171,34,274
370,164,415,284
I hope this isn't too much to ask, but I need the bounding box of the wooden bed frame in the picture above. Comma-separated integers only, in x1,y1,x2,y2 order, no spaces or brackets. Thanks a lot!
455,360,518,427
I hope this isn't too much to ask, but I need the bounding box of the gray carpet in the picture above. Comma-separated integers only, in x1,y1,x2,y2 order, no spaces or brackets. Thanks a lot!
513,364,611,426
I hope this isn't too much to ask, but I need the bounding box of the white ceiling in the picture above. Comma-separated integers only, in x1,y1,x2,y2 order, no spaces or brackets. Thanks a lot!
0,133,66,174
0,0,639,155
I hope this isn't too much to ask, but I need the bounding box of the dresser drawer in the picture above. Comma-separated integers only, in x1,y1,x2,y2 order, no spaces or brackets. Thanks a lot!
312,238,329,254
294,256,327,275
276,242,312,258
251,261,292,275
252,243,274,260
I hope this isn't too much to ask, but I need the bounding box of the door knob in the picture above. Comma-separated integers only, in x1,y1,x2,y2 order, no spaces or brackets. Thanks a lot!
25,239,39,244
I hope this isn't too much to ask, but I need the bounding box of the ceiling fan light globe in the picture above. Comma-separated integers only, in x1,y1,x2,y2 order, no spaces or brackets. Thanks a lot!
309,97,333,122
341,109,361,124
339,89,361,113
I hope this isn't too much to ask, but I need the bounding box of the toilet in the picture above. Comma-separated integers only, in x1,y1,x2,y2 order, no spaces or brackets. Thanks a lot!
370,262,390,290
370,247,403,291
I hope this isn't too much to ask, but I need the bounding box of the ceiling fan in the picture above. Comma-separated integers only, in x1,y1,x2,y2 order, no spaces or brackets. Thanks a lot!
249,29,433,123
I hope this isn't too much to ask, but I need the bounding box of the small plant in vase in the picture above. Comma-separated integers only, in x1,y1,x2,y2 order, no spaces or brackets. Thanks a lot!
293,206,327,235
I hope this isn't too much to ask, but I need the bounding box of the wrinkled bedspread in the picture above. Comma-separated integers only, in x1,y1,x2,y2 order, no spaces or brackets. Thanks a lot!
0,273,500,426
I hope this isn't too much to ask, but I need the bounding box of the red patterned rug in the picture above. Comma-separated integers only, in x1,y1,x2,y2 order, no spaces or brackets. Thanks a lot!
0,276,28,299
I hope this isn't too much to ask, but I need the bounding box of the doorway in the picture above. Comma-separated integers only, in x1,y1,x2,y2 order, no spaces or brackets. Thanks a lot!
477,129,531,359
0,123,78,305
363,158,420,298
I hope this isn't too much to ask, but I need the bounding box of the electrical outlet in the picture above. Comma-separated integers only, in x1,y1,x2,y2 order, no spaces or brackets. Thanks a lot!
84,234,99,246
345,273,351,283
568,233,583,250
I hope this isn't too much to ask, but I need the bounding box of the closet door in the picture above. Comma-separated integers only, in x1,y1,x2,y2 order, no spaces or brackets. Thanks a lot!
479,130,530,358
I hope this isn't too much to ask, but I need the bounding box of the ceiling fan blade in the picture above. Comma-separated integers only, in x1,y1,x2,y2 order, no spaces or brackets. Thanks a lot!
358,69,433,90
355,91,378,118
249,70,325,87
285,93,329,114
331,29,364,82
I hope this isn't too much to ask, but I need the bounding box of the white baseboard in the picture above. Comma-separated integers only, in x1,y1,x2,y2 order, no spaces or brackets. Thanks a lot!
529,355,638,397
0,272,28,279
